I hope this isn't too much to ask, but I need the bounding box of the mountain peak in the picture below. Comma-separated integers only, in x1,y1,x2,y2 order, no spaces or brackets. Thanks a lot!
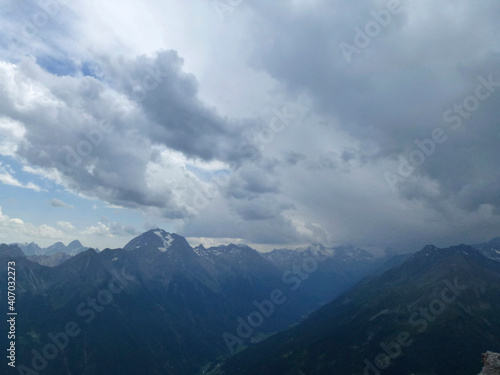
473,237,500,262
0,244,25,259
415,244,481,258
151,229,174,251
402,244,488,274
296,243,337,258
205,243,256,256
193,244,207,257
68,239,83,247
12,242,42,255
123,229,190,253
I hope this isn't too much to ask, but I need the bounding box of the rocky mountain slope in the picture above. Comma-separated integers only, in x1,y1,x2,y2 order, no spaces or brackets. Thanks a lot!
209,244,500,375
1,230,383,375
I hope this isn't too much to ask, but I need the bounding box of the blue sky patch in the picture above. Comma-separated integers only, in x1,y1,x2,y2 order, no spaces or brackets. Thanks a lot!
36,54,77,76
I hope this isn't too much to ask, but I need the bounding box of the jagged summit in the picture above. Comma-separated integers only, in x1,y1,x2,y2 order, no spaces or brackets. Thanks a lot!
193,243,260,260
13,241,42,255
264,243,374,270
213,240,500,375
123,229,191,253
67,239,84,250
13,240,89,256
193,244,208,257
208,243,254,255
0,244,25,258
410,244,485,262
473,237,500,262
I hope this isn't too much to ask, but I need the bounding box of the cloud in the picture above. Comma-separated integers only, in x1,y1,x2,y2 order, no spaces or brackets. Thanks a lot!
82,222,138,238
0,162,42,192
0,117,25,156
0,51,258,220
50,198,73,208
0,1,307,247
0,206,65,243
57,221,75,230
103,50,250,162
242,0,500,200
1,0,500,251
214,0,500,248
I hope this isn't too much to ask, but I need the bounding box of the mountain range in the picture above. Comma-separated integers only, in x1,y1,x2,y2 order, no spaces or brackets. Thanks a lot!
13,239,90,256
12,239,90,267
2,230,500,375
209,244,500,375
473,237,500,262
1,229,388,375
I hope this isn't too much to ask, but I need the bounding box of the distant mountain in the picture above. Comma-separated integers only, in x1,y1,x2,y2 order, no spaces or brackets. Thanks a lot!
211,244,500,375
13,241,42,255
66,239,87,254
10,230,486,375
44,241,68,255
123,228,186,252
12,239,89,258
119,230,309,336
262,244,385,310
262,248,296,268
27,252,72,267
3,229,362,375
473,237,500,262
197,243,283,279
264,243,376,272
370,251,412,275
45,239,88,256
0,243,26,258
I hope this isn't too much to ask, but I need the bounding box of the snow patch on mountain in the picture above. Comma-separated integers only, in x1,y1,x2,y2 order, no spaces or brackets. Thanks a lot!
211,244,248,256
193,244,255,258
154,230,174,252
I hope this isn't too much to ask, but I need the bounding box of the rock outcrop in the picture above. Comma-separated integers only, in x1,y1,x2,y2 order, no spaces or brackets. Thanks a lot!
479,352,500,375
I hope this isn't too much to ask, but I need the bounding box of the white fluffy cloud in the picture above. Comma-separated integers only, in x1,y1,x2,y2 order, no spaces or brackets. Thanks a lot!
57,220,75,230
81,221,138,238
0,206,65,243
0,162,42,192
0,117,25,156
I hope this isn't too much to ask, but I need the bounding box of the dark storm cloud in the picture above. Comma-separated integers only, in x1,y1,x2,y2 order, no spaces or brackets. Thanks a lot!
283,151,306,166
225,162,281,199
244,0,500,213
182,197,305,245
101,50,251,163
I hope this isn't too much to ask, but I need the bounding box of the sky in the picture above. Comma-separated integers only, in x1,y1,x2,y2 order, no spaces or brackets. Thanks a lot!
0,0,499,252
